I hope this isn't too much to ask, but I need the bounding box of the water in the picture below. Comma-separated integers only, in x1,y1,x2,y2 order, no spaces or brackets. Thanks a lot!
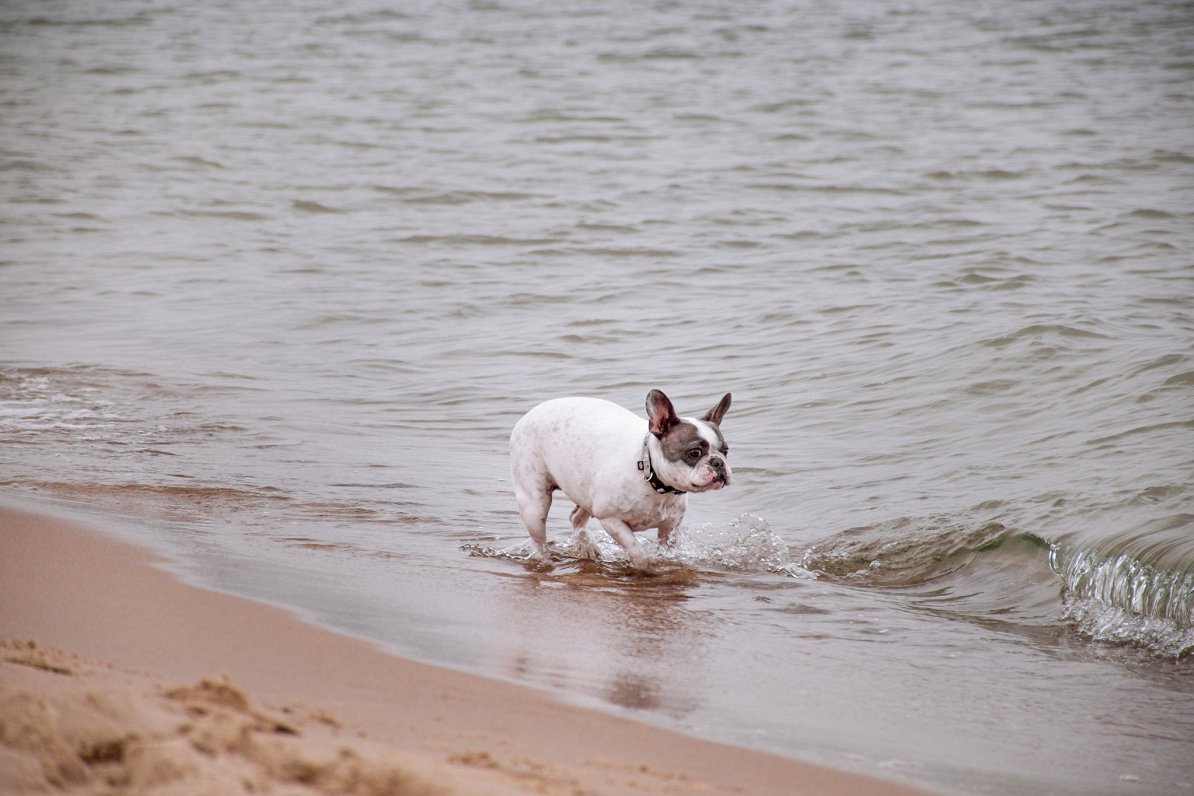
2,0,1193,792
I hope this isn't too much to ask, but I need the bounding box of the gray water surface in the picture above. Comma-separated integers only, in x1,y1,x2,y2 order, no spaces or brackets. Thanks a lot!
3,2,1193,793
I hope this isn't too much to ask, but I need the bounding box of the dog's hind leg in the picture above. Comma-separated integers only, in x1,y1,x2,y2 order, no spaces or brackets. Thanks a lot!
656,518,678,548
512,473,553,563
569,506,600,560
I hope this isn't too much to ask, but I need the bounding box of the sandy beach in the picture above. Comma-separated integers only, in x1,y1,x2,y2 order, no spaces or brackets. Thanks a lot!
0,503,927,795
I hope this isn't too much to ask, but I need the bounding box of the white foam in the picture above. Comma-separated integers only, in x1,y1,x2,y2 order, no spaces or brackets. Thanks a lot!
469,514,814,578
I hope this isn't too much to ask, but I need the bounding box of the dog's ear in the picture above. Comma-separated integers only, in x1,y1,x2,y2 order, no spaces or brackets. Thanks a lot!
646,389,680,437
702,393,732,426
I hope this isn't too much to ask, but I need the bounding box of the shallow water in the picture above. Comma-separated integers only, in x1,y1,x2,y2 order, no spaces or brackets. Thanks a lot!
2,1,1193,793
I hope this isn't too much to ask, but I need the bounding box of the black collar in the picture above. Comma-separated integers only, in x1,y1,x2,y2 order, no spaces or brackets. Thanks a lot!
639,433,686,495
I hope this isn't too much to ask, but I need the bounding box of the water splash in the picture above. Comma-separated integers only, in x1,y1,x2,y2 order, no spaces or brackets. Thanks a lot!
1049,543,1194,658
466,513,812,578
659,514,812,577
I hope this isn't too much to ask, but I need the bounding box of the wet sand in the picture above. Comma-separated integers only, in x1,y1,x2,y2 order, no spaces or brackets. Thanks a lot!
0,503,928,795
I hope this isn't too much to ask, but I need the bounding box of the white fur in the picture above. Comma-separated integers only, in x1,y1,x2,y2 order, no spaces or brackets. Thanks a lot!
509,396,730,570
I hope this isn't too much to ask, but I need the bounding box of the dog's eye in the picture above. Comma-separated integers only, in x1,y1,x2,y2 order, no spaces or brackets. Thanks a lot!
687,448,703,460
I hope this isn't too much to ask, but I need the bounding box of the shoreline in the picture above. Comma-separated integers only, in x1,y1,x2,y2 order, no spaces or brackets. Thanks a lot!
0,501,929,795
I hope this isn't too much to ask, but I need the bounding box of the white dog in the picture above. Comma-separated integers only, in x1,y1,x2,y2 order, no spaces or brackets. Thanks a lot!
509,389,732,570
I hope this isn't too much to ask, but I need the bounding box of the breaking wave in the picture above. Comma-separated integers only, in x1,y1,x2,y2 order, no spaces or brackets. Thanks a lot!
1049,540,1194,658
800,514,1193,659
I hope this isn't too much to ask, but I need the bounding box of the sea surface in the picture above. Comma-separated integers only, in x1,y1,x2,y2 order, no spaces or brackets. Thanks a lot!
2,1,1193,793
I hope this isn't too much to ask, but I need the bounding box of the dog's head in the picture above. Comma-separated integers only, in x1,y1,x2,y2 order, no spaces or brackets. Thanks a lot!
646,389,732,492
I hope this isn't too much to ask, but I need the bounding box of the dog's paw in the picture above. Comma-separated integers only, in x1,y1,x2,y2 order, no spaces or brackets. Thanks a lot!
626,553,655,575
571,533,602,561
525,543,556,571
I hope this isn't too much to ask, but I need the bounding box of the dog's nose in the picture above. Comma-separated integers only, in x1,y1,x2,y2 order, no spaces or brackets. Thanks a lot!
710,456,726,472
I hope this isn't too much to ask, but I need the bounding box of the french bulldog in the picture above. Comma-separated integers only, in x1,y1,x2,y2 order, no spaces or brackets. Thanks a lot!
509,389,732,571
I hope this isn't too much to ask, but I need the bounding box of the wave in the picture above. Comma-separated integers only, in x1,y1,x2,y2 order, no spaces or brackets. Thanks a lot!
797,516,1023,586
4,480,292,511
1049,541,1194,658
801,513,1194,659
796,518,1069,639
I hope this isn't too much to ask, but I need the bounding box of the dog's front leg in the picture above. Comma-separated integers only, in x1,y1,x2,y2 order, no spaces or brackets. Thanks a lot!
598,517,650,572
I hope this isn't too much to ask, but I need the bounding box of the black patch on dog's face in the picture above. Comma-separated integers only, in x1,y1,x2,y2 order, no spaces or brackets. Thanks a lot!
659,420,725,467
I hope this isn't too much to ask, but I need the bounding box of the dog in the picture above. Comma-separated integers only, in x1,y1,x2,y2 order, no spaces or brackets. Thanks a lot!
509,389,732,571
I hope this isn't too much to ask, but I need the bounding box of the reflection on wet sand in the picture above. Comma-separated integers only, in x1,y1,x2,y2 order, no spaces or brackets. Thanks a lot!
496,559,713,715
